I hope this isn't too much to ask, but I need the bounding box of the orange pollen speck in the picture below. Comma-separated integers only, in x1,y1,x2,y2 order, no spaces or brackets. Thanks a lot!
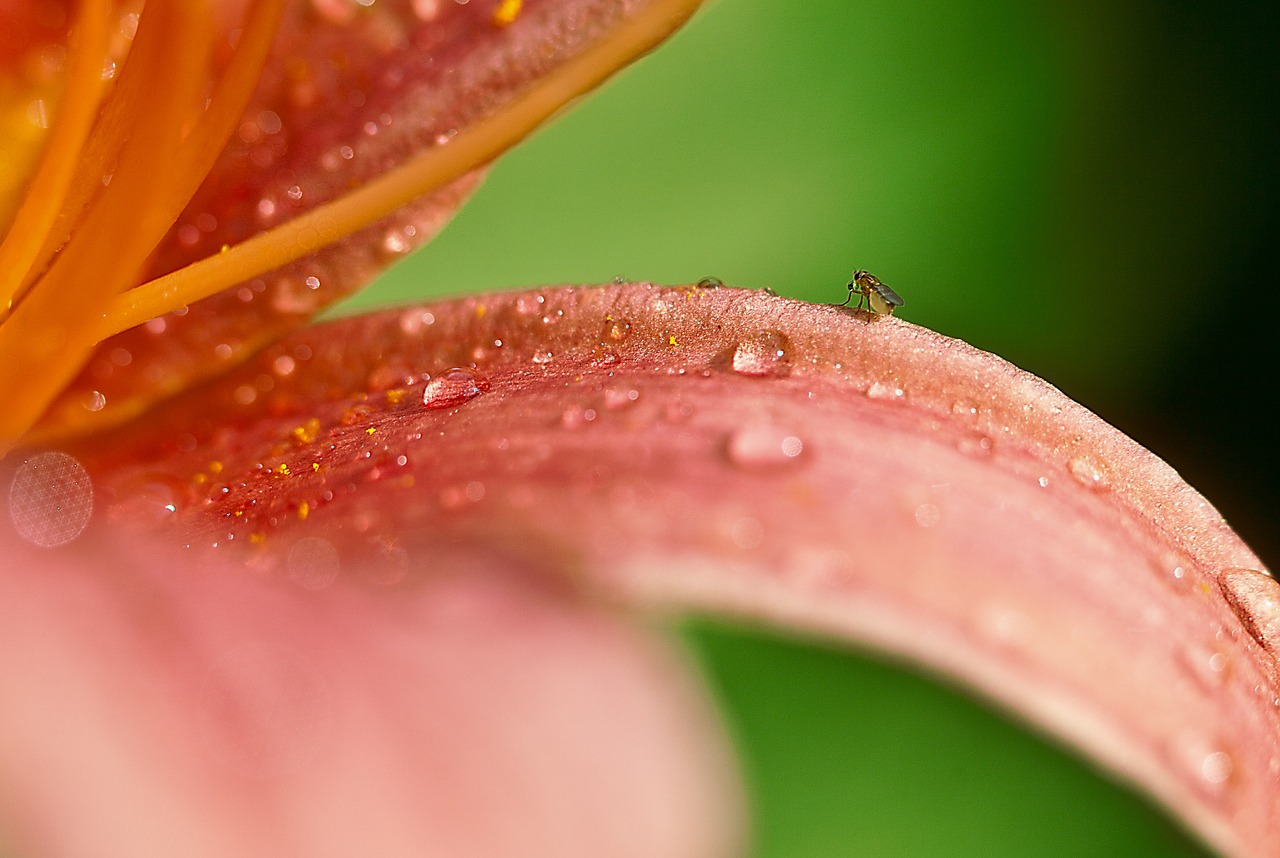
297,501,310,520
492,0,523,27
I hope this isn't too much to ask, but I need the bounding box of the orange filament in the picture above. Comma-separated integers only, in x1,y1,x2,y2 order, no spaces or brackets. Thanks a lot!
101,0,704,340
0,0,284,448
0,0,702,450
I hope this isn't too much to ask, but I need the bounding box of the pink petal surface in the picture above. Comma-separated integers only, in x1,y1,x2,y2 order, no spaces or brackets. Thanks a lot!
44,0,701,439
58,282,1280,857
0,505,742,857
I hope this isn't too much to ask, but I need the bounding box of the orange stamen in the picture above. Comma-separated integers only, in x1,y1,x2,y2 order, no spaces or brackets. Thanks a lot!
99,0,704,339
0,0,284,447
0,0,110,317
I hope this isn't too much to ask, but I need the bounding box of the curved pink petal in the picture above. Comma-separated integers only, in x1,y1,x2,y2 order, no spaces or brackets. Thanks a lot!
60,282,1279,857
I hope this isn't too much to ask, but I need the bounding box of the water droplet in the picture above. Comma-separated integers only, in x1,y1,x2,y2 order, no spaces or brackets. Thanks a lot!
602,386,640,410
866,381,905,400
1179,643,1231,691
8,452,94,547
696,277,724,288
561,405,598,429
530,350,554,365
1067,456,1110,491
951,400,978,417
82,390,107,412
398,308,436,334
600,316,632,343
957,433,995,458
514,293,545,315
422,368,488,409
1037,476,1050,488
731,330,790,377
382,228,412,254
257,110,282,135
1217,568,1280,656
288,537,340,590
725,425,805,467
914,502,941,528
1201,750,1233,787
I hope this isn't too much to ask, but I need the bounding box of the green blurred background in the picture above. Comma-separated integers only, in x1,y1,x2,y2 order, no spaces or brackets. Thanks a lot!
341,0,1277,854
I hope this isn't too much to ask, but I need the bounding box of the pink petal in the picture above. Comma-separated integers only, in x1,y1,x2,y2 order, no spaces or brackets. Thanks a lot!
0,515,742,856
67,282,1278,856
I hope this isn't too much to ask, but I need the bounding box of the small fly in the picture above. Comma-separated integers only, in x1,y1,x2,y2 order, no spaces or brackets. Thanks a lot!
836,270,903,315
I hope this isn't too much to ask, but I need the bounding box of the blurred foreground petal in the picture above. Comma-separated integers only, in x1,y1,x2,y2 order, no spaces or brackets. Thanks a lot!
66,282,1279,857
0,524,742,857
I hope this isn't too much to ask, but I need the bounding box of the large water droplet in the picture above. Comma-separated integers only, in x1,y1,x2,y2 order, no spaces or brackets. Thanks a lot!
1217,568,1280,656
8,452,94,547
731,330,790,377
422,368,488,409
1067,456,1110,491
725,425,805,468
82,390,107,412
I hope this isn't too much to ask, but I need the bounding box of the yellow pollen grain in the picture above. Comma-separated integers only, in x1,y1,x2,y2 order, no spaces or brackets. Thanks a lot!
493,0,523,27
297,501,310,520
668,335,678,346
274,462,291,476
292,417,320,444
365,426,377,435
311,462,322,472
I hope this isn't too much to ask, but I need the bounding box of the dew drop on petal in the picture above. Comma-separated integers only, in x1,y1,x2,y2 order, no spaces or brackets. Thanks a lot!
731,330,790,377
8,452,93,547
82,390,107,412
957,433,995,458
866,381,905,401
1201,750,1234,787
602,386,640,410
725,425,805,468
1067,455,1110,491
422,368,488,409
599,316,632,343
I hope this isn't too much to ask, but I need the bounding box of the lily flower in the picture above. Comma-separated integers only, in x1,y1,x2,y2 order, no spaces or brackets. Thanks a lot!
0,2,1276,857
